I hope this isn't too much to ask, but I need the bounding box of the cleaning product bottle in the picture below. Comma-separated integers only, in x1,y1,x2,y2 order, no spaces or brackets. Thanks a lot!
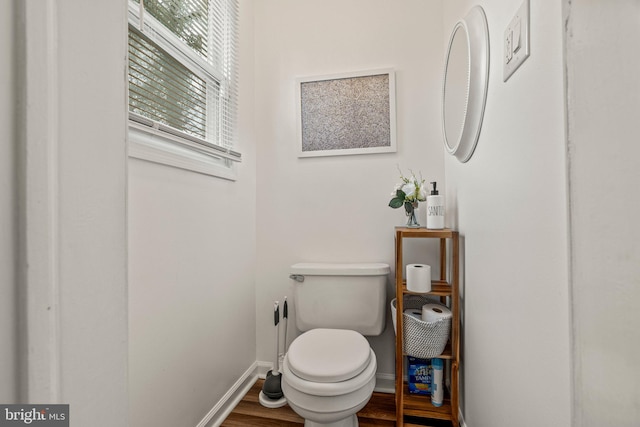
426,182,445,229
431,358,444,407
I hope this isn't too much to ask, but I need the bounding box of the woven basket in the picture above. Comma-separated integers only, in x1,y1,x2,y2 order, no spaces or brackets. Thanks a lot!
390,295,451,359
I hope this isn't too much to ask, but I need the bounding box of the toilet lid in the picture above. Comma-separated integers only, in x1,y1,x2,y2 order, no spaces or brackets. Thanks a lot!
287,328,371,383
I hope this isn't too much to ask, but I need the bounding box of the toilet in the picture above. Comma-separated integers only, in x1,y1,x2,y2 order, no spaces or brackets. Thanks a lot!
282,262,390,427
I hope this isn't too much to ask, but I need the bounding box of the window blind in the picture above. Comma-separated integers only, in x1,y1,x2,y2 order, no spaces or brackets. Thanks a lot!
210,0,239,151
129,27,212,139
128,0,239,157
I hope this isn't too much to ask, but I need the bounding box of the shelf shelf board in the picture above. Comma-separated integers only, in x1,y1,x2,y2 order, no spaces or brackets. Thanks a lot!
402,280,451,296
404,340,453,360
402,384,453,421
395,227,457,239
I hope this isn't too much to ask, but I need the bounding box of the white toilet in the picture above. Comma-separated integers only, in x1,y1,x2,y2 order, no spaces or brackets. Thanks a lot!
282,262,390,427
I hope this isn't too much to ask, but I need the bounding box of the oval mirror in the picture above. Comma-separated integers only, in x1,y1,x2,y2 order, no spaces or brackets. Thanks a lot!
442,6,489,163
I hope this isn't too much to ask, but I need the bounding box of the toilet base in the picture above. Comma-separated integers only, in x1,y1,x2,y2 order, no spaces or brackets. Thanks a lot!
304,414,358,427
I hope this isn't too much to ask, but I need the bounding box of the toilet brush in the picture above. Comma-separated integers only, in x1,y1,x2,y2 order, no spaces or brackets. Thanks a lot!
282,297,288,359
259,301,287,408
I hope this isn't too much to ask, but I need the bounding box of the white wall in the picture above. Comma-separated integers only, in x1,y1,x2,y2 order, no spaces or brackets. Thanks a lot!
0,0,17,404
127,1,257,426
443,1,571,426
565,2,640,426
56,1,129,421
253,0,445,378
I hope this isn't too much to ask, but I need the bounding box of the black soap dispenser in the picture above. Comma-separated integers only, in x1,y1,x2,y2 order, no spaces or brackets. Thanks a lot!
426,182,445,229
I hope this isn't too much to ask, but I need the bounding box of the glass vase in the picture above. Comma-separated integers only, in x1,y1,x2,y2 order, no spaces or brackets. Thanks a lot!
404,202,420,227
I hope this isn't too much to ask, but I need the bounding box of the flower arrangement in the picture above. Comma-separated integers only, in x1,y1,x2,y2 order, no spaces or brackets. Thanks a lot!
388,169,427,227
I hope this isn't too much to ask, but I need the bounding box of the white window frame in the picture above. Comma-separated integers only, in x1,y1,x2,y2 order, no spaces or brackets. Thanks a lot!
126,0,240,180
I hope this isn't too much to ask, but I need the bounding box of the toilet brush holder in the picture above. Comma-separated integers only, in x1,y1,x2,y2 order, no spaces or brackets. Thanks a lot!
259,301,287,408
259,370,286,408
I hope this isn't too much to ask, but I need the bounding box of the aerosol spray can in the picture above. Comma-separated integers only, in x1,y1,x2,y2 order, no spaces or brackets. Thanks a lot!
431,358,443,407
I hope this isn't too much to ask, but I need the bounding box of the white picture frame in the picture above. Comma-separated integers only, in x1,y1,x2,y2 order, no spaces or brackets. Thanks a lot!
296,69,397,158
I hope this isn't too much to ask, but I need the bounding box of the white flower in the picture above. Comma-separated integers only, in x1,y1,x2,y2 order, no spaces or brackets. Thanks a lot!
402,182,417,200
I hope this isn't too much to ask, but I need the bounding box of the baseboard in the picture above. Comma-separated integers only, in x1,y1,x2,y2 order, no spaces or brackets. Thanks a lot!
196,361,259,427
374,372,395,393
255,360,273,379
459,409,467,427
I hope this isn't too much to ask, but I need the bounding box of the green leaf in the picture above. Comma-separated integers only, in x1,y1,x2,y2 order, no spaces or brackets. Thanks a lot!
396,189,406,199
389,197,404,209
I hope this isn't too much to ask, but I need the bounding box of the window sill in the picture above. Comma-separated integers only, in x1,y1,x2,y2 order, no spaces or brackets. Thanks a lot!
127,121,238,181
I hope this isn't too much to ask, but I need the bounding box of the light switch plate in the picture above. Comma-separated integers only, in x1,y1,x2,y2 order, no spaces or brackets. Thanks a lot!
503,0,530,82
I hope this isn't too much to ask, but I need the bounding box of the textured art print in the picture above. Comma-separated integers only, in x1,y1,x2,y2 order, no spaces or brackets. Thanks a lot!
297,70,396,157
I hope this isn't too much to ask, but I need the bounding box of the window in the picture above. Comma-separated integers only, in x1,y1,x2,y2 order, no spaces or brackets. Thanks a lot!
127,0,240,179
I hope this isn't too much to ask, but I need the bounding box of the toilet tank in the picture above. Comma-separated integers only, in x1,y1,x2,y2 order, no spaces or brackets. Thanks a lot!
290,262,390,336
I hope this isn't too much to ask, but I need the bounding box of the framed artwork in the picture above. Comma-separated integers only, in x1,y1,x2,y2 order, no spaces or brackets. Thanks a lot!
296,69,396,158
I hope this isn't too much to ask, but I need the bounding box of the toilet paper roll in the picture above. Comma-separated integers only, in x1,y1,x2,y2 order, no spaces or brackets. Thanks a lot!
421,303,452,323
406,264,432,293
404,309,423,321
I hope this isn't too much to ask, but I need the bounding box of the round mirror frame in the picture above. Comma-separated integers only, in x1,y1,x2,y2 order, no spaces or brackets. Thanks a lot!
442,6,489,163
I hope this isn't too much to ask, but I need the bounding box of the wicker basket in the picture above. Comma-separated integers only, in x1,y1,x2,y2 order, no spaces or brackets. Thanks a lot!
390,295,451,359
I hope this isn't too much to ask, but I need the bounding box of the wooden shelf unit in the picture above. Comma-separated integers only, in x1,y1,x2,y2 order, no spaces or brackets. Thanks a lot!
394,227,460,427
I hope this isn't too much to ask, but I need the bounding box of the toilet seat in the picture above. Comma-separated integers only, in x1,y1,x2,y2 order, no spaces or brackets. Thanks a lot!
282,345,377,397
287,329,371,383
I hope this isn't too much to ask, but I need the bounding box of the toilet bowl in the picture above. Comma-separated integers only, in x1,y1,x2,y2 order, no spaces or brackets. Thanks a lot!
281,328,377,427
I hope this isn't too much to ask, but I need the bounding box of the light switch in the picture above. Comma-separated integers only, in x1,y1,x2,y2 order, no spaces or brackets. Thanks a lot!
503,0,530,82
513,19,522,53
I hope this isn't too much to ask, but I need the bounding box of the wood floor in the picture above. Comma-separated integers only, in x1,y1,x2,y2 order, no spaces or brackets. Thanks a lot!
221,379,453,427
